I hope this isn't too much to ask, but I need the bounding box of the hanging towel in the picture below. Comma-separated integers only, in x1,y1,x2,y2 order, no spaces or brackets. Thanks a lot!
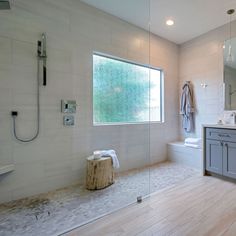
93,150,120,169
180,82,195,133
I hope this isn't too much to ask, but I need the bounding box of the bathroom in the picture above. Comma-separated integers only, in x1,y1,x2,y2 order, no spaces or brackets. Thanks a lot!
0,0,236,235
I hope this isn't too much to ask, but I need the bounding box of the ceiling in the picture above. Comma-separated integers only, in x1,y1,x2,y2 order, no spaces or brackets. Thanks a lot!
81,0,236,44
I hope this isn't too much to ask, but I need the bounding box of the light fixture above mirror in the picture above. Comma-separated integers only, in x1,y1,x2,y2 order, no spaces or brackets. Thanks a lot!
226,9,235,64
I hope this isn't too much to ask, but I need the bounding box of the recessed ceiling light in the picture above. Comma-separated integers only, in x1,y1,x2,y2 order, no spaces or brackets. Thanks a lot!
166,19,174,26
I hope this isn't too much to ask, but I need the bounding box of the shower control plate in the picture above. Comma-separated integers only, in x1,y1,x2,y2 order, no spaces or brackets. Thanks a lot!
63,115,75,126
61,100,77,113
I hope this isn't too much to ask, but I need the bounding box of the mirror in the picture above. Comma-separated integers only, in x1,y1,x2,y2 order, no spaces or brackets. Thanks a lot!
224,37,236,110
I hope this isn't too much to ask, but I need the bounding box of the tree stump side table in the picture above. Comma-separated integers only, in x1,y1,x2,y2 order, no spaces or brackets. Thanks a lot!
86,156,114,190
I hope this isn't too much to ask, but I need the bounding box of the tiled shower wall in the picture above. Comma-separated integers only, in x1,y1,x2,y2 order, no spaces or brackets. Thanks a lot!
0,0,179,203
179,21,236,138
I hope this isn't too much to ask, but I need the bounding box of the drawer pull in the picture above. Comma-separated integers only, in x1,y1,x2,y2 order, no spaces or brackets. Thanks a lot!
225,143,228,148
218,134,231,138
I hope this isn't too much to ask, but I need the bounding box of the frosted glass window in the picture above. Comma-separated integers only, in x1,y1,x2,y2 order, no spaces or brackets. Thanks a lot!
93,54,163,124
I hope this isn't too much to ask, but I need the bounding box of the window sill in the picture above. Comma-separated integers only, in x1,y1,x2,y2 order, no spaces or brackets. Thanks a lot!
93,121,164,127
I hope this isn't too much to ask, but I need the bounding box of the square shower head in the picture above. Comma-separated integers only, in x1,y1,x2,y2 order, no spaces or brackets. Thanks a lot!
0,1,10,10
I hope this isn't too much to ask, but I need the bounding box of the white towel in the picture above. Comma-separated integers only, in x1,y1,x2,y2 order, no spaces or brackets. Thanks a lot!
185,138,201,144
184,138,201,148
93,150,120,169
184,143,201,149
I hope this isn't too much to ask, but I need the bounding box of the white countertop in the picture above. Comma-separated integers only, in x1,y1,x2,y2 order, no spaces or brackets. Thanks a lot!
203,124,236,129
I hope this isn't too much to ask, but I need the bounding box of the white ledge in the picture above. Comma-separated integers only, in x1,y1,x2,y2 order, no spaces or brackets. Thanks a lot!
0,164,14,175
168,141,202,149
168,141,185,146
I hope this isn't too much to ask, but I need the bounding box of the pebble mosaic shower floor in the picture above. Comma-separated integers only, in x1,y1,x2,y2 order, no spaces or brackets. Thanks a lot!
0,162,199,236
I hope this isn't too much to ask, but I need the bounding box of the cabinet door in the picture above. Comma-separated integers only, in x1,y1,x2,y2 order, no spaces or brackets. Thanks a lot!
206,139,223,175
223,142,236,179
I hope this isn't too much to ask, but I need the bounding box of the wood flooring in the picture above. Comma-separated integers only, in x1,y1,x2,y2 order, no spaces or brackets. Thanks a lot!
64,175,236,236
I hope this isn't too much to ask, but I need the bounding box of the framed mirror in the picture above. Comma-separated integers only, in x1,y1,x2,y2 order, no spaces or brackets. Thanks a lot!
224,37,236,110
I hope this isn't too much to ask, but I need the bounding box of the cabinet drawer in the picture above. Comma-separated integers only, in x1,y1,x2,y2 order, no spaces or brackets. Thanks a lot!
206,128,236,142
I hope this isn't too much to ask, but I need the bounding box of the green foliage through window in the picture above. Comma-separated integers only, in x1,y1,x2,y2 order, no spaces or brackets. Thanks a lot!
93,54,162,124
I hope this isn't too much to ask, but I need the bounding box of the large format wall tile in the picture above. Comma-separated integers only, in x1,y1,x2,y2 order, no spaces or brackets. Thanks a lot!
0,0,179,203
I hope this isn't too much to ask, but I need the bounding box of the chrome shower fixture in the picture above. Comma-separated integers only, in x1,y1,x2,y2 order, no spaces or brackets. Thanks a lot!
38,33,47,86
11,33,47,143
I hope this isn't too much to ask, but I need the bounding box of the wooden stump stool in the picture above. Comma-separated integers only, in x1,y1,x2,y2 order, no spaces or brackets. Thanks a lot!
86,156,114,190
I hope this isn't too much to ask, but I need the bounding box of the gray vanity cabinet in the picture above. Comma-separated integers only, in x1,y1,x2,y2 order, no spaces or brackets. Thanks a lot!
205,128,236,179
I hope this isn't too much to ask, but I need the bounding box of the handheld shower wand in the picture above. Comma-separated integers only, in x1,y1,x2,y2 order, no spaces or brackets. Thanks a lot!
38,33,47,86
11,33,47,142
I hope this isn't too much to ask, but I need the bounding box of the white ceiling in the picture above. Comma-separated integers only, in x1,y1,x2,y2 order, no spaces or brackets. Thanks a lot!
81,0,236,44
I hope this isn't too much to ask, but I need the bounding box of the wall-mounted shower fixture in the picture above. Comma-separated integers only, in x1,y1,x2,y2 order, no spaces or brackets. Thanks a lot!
61,100,77,113
38,33,47,86
11,33,47,143
63,115,75,126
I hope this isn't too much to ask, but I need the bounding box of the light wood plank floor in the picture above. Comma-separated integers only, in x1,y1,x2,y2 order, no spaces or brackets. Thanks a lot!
64,175,236,236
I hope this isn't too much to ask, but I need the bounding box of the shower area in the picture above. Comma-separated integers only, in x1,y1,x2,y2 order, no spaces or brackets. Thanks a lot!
0,0,197,235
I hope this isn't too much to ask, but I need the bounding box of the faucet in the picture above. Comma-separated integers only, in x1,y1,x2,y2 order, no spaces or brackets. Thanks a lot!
230,112,236,124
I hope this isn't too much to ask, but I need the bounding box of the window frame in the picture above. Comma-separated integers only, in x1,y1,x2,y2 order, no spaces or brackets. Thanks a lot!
92,52,164,126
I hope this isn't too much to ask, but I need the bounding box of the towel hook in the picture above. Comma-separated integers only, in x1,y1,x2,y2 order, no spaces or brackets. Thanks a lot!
201,83,208,88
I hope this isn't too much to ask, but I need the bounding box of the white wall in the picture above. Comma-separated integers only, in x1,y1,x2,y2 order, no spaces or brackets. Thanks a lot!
0,0,179,203
179,21,236,138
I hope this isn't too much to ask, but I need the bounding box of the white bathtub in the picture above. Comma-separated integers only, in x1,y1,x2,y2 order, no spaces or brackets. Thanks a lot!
167,141,202,170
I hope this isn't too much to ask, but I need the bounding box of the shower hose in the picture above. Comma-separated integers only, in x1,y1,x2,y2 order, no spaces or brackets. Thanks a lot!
12,59,41,142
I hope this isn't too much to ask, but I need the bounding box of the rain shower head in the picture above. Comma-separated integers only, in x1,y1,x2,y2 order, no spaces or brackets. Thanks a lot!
0,0,11,10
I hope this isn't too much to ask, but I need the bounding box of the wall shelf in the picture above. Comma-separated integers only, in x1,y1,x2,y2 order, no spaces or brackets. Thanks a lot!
0,164,14,175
